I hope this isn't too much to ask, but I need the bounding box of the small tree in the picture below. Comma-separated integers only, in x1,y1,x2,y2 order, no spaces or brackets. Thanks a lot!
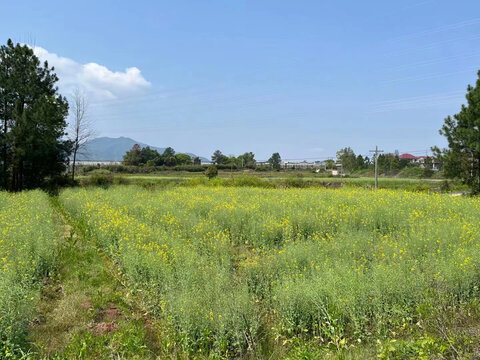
193,156,201,165
70,89,94,181
205,164,218,179
268,152,282,170
435,70,480,193
164,156,177,167
238,152,256,168
175,153,192,165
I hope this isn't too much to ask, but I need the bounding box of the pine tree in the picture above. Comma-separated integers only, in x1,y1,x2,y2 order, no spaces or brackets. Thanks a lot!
435,70,480,193
0,39,71,191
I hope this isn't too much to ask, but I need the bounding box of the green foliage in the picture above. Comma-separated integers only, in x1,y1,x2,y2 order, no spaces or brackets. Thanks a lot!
397,166,425,178
205,164,218,179
211,150,224,164
59,186,480,357
122,145,186,167
268,152,282,170
123,144,162,166
81,173,114,188
175,153,192,165
162,146,175,158
238,152,256,168
0,39,71,191
0,191,58,356
437,70,480,193
336,147,357,174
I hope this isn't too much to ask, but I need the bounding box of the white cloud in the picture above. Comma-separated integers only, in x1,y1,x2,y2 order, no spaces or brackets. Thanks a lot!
31,46,151,100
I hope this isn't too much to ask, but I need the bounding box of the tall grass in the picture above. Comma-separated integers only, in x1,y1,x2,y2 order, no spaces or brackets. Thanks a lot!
60,186,480,356
0,191,59,355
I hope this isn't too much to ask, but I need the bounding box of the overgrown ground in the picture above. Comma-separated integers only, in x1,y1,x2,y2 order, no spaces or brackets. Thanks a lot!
1,185,480,359
79,170,467,193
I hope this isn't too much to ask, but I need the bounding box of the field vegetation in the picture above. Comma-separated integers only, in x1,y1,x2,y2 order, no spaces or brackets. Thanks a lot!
0,191,59,357
56,185,480,358
77,170,465,193
1,183,478,358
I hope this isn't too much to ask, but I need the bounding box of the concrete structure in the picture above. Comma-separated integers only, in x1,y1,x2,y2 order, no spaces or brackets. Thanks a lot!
74,160,121,166
399,154,440,171
282,160,323,169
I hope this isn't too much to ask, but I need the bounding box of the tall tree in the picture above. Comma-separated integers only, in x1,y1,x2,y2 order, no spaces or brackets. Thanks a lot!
268,152,282,170
70,88,94,181
336,147,357,174
175,153,192,165
212,150,224,164
238,152,256,168
0,39,71,191
435,70,480,193
140,146,160,163
163,147,175,158
123,144,142,165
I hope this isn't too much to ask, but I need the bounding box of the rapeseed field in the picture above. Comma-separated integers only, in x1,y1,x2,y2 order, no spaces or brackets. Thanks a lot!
0,191,58,355
59,186,480,357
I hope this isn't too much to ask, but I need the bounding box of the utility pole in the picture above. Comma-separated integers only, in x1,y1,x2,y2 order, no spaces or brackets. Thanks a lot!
369,145,384,190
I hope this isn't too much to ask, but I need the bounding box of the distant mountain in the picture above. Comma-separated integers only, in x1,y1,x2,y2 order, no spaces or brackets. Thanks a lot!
77,137,209,162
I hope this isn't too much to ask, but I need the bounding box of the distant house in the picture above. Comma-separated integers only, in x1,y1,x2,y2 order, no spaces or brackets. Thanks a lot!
331,162,343,176
282,161,323,169
256,161,270,166
74,160,121,166
399,153,440,171
399,153,417,161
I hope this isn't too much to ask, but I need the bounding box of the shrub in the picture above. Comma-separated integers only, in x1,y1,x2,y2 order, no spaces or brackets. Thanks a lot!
82,173,114,188
205,165,218,179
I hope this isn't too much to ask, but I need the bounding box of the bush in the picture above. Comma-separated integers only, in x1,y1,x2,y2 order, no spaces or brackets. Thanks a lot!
205,165,218,179
283,177,307,188
174,165,206,172
81,173,114,188
44,175,78,195
113,176,131,185
397,166,425,178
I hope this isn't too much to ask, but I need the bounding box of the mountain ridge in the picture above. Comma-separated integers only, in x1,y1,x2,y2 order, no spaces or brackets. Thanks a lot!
77,137,208,162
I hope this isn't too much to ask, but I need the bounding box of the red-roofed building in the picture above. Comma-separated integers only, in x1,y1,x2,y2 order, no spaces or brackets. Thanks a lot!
399,153,440,171
399,153,417,160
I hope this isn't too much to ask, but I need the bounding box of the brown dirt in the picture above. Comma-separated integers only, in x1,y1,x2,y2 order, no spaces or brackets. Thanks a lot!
91,321,118,335
96,302,123,322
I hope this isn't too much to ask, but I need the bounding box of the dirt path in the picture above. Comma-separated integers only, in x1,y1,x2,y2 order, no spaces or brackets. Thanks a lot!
27,197,163,359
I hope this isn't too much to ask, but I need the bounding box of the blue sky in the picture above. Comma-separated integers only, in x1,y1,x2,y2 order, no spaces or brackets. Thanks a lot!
2,0,480,160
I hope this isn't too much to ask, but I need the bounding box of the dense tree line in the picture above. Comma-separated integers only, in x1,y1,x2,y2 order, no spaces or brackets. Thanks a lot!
336,147,435,176
0,40,71,191
211,150,258,169
123,144,197,167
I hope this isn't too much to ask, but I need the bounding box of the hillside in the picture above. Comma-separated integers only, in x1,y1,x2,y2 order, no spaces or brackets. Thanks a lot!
76,137,207,162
